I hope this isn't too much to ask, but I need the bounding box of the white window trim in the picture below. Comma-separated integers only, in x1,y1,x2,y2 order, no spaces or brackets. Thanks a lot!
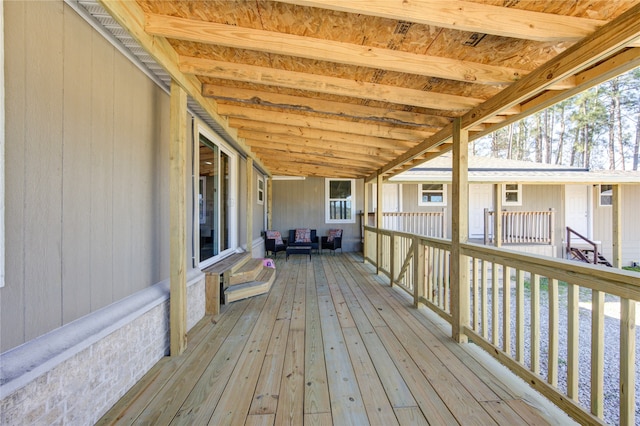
325,178,356,224
502,183,522,206
598,184,613,207
257,176,264,205
417,183,447,207
195,122,238,269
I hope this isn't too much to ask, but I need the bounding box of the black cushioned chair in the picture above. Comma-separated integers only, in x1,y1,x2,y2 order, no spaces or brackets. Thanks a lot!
264,230,287,258
321,229,343,254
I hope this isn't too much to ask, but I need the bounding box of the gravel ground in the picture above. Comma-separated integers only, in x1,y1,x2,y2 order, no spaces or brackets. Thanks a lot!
472,281,640,425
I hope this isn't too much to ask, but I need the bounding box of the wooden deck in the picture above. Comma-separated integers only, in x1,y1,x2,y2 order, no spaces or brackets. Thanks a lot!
98,253,559,425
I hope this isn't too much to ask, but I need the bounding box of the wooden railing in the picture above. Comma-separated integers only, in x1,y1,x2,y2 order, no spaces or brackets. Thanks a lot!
362,211,446,238
364,225,640,425
484,209,555,245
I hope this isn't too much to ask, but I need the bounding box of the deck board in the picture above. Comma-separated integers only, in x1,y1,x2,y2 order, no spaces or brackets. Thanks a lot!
99,253,554,425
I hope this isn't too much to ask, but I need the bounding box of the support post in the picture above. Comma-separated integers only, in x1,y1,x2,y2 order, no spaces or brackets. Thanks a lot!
246,158,253,255
612,184,621,268
169,80,187,356
267,178,273,230
451,118,469,343
363,181,369,263
376,173,383,274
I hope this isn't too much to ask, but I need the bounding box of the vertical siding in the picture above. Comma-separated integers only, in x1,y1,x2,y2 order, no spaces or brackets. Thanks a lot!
3,0,27,350
90,32,115,310
1,1,172,352
62,9,93,322
23,1,64,342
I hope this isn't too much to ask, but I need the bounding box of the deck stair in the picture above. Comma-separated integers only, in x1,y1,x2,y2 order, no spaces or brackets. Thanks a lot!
568,247,613,267
203,252,276,315
566,226,612,267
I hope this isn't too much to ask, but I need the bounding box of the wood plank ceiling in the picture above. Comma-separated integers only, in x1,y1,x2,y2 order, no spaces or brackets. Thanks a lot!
108,0,640,179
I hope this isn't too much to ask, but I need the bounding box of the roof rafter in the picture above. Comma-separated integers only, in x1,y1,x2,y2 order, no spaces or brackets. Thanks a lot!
204,85,451,130
218,105,434,141
147,13,526,85
274,0,606,42
186,57,486,112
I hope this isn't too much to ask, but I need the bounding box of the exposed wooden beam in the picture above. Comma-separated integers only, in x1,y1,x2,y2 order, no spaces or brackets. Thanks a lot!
219,105,433,141
261,160,365,178
252,147,386,169
204,85,451,129
235,125,413,151
188,58,484,112
97,0,271,176
242,131,405,157
275,0,606,42
376,3,640,181
249,143,389,166
147,13,526,85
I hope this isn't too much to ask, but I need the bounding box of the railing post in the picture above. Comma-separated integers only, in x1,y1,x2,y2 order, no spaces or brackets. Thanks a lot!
376,174,383,273
390,234,396,287
451,118,469,343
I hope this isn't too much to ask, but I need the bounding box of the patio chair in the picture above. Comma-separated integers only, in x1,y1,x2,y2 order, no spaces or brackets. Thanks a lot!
321,229,343,254
264,230,287,258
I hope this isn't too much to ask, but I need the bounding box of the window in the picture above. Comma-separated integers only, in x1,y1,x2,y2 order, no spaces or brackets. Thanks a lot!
326,179,355,223
599,184,612,207
257,176,264,205
418,184,446,206
197,129,237,266
502,184,522,206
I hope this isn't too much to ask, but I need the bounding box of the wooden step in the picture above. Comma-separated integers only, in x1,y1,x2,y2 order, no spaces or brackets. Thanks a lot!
203,252,251,316
228,258,264,286
224,268,276,304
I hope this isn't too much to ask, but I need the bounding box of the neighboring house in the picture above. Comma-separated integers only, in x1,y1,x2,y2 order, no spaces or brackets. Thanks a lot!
379,153,640,266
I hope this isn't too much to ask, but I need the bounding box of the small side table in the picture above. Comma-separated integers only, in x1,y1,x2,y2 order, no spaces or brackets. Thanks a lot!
286,245,312,261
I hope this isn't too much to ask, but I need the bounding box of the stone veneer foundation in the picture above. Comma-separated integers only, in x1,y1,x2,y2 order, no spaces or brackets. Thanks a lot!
0,272,205,425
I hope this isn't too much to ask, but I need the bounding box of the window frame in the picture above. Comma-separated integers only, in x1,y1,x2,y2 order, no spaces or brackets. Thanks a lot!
417,183,447,207
195,123,238,269
325,178,356,224
502,183,522,206
598,184,613,207
257,176,264,205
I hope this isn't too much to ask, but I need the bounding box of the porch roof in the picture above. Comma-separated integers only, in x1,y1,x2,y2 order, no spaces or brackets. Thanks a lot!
75,0,640,180
97,253,570,425
389,153,640,184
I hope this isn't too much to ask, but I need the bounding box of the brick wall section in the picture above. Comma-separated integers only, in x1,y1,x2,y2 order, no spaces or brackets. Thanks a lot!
0,276,206,425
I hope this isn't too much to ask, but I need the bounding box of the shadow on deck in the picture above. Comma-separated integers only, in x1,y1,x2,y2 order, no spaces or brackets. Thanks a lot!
98,253,571,425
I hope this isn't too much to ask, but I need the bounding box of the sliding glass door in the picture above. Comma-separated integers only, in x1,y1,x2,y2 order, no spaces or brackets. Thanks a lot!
198,133,234,265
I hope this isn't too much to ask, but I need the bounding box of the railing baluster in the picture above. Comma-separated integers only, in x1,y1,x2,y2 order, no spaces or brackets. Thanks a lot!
591,290,604,418
473,257,479,332
548,278,559,387
567,283,579,400
515,269,525,363
620,298,636,426
444,251,450,312
482,259,488,339
503,265,511,355
492,262,499,346
531,273,540,374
